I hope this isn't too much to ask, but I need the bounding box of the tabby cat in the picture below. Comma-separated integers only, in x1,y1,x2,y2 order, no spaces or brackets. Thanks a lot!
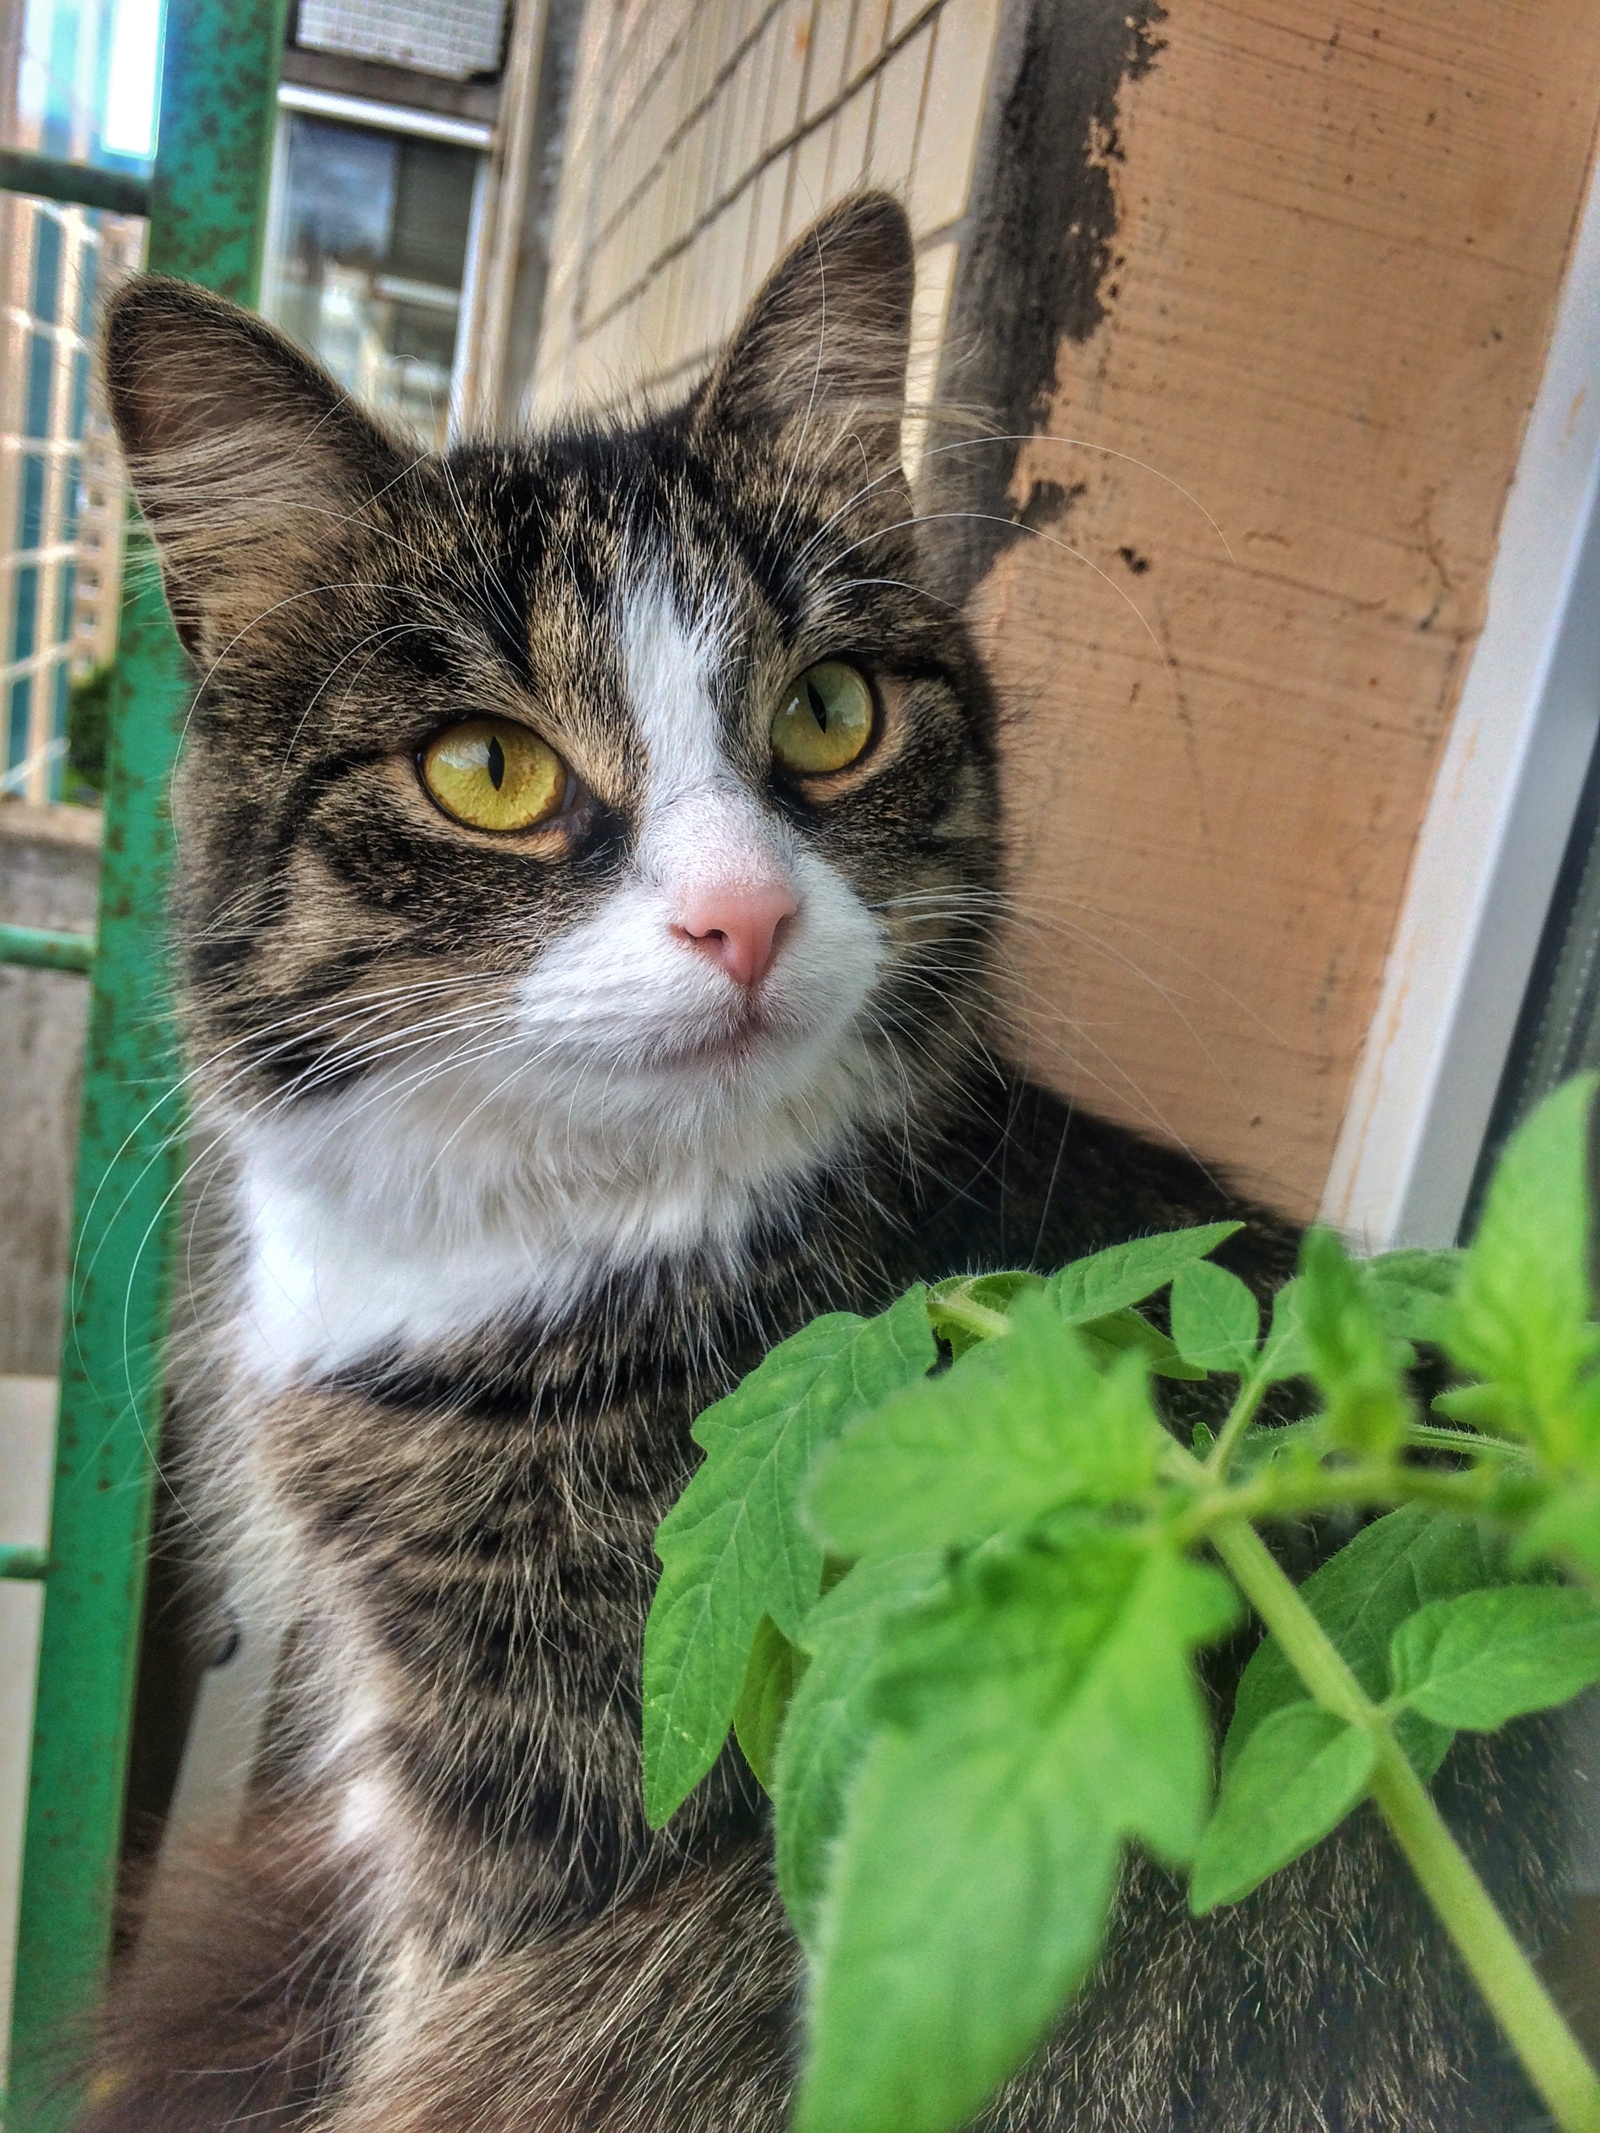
84,194,1557,2132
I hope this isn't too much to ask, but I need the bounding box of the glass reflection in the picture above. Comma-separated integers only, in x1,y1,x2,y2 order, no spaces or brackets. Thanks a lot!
262,110,482,448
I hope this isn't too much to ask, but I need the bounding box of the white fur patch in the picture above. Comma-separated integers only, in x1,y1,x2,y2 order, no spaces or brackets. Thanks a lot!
228,571,890,1386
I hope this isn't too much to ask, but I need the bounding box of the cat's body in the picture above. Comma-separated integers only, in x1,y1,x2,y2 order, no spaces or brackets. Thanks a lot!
83,197,1559,2132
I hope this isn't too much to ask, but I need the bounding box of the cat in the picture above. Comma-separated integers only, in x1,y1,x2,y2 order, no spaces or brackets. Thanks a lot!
79,193,1559,2132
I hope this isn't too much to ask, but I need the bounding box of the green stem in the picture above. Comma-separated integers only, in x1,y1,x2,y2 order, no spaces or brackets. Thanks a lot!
1179,1461,1493,1542
1208,1518,1369,1725
1210,1517,1600,2133
1203,1367,1272,1480
930,1291,1012,1343
1402,1420,1524,1459
1368,1742,1600,2133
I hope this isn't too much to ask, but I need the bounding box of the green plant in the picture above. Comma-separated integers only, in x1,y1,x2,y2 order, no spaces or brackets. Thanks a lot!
64,658,115,801
642,1073,1600,2133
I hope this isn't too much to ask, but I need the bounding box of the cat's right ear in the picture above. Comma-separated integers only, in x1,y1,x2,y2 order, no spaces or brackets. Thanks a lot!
106,276,407,655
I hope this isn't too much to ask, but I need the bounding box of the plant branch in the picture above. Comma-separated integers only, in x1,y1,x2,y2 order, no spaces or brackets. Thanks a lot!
1368,1741,1600,2131
1209,1517,1600,2133
930,1291,1012,1343
1402,1420,1524,1459
1185,1462,1494,1537
1207,1517,1371,1726
1203,1367,1271,1480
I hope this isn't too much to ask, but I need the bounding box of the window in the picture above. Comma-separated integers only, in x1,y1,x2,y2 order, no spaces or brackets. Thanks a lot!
262,101,488,447
1321,153,1600,1248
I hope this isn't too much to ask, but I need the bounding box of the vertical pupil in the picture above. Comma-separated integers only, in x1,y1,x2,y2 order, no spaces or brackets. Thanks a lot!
486,735,506,790
807,680,829,731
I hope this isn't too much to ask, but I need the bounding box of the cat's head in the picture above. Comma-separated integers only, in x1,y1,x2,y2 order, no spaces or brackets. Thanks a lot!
108,194,1003,1350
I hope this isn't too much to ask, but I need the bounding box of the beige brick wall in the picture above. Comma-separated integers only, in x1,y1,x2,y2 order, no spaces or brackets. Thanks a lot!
528,0,1002,445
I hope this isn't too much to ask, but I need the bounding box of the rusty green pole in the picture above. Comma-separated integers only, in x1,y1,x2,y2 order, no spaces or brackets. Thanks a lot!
5,5,287,2126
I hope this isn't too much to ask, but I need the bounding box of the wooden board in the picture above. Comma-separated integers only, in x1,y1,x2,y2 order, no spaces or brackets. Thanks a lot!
966,0,1600,1218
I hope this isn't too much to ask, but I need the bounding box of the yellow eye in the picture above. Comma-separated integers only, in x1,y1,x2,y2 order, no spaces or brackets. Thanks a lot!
771,661,874,775
420,717,568,832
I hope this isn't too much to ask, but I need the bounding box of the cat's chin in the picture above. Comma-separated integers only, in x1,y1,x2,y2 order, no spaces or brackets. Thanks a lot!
220,1012,899,1386
646,994,800,1071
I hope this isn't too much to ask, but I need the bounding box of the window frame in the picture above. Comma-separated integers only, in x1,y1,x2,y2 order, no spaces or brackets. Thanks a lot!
1322,152,1600,1248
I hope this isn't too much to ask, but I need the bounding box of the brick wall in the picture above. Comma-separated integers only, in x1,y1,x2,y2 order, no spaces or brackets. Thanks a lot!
529,0,1001,450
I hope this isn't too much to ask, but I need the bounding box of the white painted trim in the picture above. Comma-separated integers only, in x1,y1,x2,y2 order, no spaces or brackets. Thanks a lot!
1321,151,1600,1249
448,148,495,442
275,82,494,150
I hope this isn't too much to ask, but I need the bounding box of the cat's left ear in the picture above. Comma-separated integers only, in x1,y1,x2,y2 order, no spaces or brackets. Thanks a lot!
690,192,914,475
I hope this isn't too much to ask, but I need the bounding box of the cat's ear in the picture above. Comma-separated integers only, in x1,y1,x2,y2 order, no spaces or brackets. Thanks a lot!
690,192,914,472
105,276,407,655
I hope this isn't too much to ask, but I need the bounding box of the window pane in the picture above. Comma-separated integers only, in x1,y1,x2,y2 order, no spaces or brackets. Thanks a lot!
1,187,145,805
1469,725,1600,1221
261,111,481,449
4,0,163,172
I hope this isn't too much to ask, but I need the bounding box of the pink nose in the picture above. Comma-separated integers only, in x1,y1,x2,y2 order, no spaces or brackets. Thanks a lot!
673,882,799,989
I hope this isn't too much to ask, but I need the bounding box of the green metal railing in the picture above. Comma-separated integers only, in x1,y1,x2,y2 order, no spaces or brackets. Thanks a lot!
0,927,95,975
2,6,287,2126
0,154,149,221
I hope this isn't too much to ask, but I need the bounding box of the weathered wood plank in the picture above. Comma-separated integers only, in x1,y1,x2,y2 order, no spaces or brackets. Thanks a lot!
968,0,1600,1217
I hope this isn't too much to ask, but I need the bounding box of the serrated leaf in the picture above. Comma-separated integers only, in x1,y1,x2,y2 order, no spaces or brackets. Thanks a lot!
1298,1227,1408,1456
1390,1584,1600,1730
1170,1259,1259,1374
1190,1702,1375,1913
642,1288,936,1825
733,1615,807,1792
1047,1222,1243,1325
1225,1508,1523,1783
795,1534,1237,2133
798,1707,1118,2133
1258,1277,1312,1383
1444,1074,1600,1464
1077,1305,1207,1380
807,1295,1166,1559
774,1551,945,1944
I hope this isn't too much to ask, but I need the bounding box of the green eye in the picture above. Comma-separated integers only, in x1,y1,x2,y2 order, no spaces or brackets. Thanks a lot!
771,661,874,775
420,717,568,831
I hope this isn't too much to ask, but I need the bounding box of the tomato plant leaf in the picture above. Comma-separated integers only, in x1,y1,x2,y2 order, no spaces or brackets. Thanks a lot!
774,1550,946,1945
1190,1702,1375,1913
795,1533,1237,2133
1390,1584,1600,1730
1225,1508,1521,1782
1366,1247,1465,1346
1520,1482,1600,1585
1077,1304,1207,1380
806,1295,1165,1559
732,1614,807,1792
642,1287,936,1825
1257,1276,1312,1383
1442,1074,1600,1462
1170,1259,1259,1375
1046,1222,1242,1325
1299,1227,1408,1457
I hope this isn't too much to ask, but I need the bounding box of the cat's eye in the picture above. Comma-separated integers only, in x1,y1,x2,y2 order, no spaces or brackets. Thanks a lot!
770,661,874,775
420,717,568,832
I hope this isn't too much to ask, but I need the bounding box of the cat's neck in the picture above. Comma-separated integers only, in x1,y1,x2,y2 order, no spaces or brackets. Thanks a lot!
219,1045,897,1389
